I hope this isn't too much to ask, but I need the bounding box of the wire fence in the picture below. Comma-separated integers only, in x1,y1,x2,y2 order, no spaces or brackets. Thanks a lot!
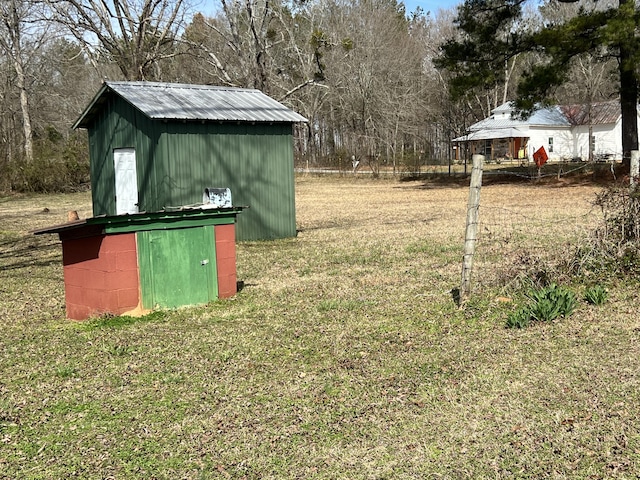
472,192,598,294
297,158,620,183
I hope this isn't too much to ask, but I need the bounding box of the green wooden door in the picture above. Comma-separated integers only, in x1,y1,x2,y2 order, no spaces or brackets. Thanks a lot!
138,226,218,309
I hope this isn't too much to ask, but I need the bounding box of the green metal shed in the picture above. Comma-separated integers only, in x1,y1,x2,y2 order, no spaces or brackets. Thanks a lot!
73,81,307,241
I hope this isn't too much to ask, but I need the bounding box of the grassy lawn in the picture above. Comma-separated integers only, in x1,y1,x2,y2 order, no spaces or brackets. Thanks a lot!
1,175,639,479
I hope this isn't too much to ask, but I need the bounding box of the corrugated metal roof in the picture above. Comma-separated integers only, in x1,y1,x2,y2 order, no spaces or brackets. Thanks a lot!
469,103,570,131
453,127,526,142
561,101,620,125
74,81,308,128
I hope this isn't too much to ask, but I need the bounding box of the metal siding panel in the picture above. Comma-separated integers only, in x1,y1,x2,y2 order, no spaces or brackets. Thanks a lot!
137,226,217,309
124,121,294,241
89,101,119,216
230,123,296,241
84,86,297,241
133,110,157,213
89,97,151,217
88,126,111,216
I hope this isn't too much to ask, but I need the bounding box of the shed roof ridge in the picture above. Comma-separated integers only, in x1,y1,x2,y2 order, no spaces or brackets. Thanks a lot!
105,80,260,93
74,80,308,128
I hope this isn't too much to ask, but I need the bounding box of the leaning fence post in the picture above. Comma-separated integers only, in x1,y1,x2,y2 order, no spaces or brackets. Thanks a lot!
631,150,639,187
460,154,484,304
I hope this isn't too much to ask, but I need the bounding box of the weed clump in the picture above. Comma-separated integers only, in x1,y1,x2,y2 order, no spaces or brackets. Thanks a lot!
584,284,608,305
506,306,532,329
506,283,576,328
528,283,577,322
573,185,640,278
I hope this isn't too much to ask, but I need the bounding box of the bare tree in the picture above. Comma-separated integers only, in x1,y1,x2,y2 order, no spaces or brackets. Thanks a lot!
179,1,333,166
36,38,103,132
0,0,51,162
188,0,281,93
47,0,188,80
318,0,429,171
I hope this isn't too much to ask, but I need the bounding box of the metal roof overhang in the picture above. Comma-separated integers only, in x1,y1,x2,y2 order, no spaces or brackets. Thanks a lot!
453,127,527,142
73,81,309,129
72,82,110,129
32,207,245,240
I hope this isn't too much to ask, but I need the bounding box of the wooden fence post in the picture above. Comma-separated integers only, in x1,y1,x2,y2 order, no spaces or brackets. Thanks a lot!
631,150,639,187
460,154,484,304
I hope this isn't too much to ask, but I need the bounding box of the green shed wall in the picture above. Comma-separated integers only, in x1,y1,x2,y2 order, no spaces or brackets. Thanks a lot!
153,121,296,241
86,95,296,241
87,95,154,216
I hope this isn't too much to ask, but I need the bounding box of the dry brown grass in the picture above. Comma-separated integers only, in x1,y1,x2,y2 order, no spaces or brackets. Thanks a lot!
1,176,639,479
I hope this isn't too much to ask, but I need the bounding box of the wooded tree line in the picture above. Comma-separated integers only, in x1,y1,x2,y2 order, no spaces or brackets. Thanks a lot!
0,0,634,192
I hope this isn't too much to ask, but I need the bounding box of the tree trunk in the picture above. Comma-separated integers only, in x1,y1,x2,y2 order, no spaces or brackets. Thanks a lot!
2,0,34,163
619,62,637,169
15,59,33,163
618,0,638,171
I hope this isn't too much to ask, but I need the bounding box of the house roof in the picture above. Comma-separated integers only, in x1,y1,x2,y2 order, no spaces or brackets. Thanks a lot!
468,102,571,132
453,127,526,142
560,101,620,126
73,81,308,129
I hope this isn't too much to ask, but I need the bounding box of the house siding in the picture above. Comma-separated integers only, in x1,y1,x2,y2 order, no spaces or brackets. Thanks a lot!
572,123,622,159
528,127,574,161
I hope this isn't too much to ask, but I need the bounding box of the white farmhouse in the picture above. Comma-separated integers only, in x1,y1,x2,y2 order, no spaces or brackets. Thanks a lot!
453,100,635,163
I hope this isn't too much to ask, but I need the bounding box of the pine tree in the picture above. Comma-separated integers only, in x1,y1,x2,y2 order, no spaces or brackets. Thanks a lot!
436,0,640,168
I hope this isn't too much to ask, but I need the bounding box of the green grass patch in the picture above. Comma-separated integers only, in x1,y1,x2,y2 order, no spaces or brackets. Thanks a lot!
81,310,168,331
1,179,640,478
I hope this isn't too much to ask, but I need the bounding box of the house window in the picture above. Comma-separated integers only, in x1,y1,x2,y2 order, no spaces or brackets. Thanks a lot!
548,137,554,153
484,140,492,156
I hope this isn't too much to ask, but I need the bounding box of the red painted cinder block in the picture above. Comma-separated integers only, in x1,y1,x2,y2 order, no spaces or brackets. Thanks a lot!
106,269,139,290
215,223,236,243
117,288,140,309
215,224,237,298
61,232,140,320
217,275,236,298
102,233,136,253
62,236,103,266
62,266,86,289
115,250,138,271
216,257,236,274
64,284,86,310
66,303,94,321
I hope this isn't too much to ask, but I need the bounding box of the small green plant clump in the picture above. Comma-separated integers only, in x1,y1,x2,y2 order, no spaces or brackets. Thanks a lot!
506,306,532,329
528,283,577,322
584,285,608,305
506,283,577,328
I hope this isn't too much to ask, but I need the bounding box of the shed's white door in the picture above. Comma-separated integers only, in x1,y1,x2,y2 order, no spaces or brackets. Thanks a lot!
114,148,139,215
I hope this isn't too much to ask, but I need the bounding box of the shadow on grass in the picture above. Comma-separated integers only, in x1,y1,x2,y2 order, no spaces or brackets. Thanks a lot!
451,287,461,307
0,235,61,271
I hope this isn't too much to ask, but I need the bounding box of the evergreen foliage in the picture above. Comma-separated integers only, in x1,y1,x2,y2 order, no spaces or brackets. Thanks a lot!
436,0,640,158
